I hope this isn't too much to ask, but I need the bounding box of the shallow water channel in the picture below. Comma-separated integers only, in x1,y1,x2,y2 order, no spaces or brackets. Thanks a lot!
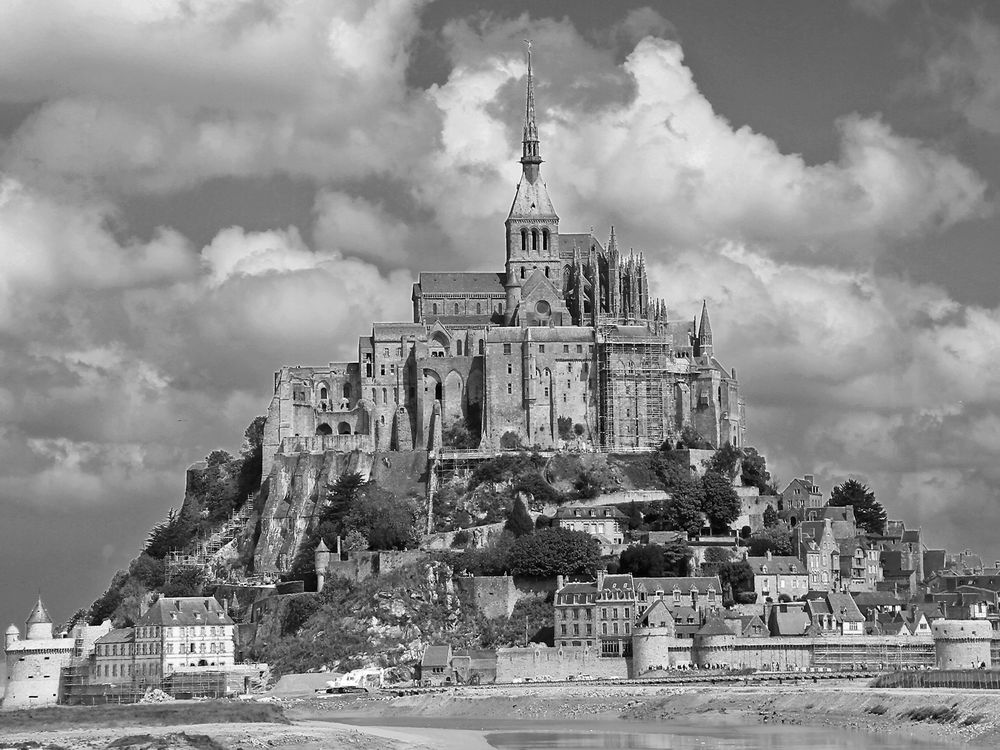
341,717,958,749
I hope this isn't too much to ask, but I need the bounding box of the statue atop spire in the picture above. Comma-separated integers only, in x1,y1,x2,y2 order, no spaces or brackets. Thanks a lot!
521,39,542,182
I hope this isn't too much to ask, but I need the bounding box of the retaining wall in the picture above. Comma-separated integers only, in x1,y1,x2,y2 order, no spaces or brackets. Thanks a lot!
496,646,631,682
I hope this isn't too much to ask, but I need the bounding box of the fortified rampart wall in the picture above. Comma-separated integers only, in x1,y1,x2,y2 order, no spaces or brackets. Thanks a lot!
496,645,630,682
932,620,993,669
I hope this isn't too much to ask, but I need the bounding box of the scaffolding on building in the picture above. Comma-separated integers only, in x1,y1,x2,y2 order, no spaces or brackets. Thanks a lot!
165,502,254,583
61,662,269,705
596,327,671,452
811,639,935,671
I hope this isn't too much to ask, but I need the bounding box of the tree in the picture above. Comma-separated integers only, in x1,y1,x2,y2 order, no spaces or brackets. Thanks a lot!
661,536,692,576
575,468,610,499
506,527,600,577
344,487,420,550
128,553,166,590
443,418,478,449
144,508,197,559
703,546,732,565
740,447,772,493
504,497,534,538
747,522,793,556
651,451,691,492
625,502,645,531
323,471,366,537
557,416,573,440
238,415,267,499
707,442,741,480
619,544,668,577
657,478,704,535
701,471,740,533
513,472,563,507
703,561,754,606
160,566,205,598
829,479,887,535
678,425,711,449
762,504,779,528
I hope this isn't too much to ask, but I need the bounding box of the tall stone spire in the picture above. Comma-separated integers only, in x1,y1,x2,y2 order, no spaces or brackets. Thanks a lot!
698,299,714,357
521,39,541,182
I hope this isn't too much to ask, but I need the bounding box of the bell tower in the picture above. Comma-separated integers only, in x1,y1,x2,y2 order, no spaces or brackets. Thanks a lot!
504,41,560,312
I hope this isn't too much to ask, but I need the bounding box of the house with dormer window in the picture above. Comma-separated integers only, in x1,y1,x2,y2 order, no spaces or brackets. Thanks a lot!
746,552,809,602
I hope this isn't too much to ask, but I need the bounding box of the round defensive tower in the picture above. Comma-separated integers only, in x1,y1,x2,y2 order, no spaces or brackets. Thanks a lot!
694,626,738,669
932,620,993,670
632,626,684,674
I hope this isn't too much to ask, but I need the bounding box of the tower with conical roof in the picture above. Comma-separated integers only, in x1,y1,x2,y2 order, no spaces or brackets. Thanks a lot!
4,622,19,650
25,595,53,640
504,40,561,319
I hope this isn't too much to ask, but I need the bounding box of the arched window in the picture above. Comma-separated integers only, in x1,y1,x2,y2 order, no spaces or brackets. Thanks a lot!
320,387,328,401
521,228,527,251
543,228,549,250
337,422,351,435
316,423,333,436
381,387,387,403
456,340,463,356
432,303,438,315
544,266,550,278
476,302,482,314
521,267,526,279
532,228,539,251
478,339,485,355
343,383,351,399
454,303,459,315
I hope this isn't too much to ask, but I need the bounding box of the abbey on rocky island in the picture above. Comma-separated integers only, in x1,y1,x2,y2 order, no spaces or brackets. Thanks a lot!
261,48,744,478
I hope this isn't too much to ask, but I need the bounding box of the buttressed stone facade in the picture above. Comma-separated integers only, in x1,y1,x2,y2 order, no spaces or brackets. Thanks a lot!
261,48,745,478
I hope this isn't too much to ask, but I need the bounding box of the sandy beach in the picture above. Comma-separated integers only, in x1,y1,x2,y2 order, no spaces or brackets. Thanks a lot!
3,681,1000,749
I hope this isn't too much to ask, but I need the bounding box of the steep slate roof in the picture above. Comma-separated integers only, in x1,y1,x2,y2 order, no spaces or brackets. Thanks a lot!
417,272,506,295
634,576,722,595
646,531,686,546
696,617,734,637
421,644,452,668
508,176,558,218
600,574,635,592
852,591,905,609
135,597,233,628
558,582,597,595
826,592,865,623
95,628,135,645
772,609,810,636
746,556,803,575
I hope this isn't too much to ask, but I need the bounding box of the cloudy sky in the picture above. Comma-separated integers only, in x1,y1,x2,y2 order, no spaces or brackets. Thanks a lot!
2,0,1000,634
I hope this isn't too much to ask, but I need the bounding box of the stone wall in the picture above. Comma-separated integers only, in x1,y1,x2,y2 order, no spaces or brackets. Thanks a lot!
2,642,75,709
455,576,518,619
496,645,630,682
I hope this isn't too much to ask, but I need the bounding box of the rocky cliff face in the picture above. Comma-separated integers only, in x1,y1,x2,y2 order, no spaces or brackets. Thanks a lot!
253,448,430,573
254,448,376,572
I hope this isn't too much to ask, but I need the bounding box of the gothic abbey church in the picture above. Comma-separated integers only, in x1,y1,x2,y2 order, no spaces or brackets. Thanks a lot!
261,50,744,477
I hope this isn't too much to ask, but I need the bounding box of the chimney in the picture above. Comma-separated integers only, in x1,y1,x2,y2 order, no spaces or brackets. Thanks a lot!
804,474,814,485
556,575,565,590
596,569,606,589
766,550,772,561
337,535,342,556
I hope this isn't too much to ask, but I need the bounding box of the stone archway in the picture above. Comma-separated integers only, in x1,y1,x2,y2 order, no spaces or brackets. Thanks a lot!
316,423,333,436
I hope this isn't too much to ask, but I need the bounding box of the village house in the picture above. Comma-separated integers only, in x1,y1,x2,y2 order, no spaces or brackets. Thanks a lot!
554,505,628,552
92,629,135,684
420,644,453,685
553,577,597,648
779,474,823,525
794,518,840,591
745,552,809,602
838,536,881,592
133,596,236,678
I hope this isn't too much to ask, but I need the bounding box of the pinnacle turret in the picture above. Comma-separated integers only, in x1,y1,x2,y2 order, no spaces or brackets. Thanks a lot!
697,299,714,357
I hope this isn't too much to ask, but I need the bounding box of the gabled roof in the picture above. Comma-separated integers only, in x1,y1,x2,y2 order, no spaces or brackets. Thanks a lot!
852,591,905,609
135,597,233,628
417,272,506,295
772,610,810,636
557,582,597,595
421,644,451,668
